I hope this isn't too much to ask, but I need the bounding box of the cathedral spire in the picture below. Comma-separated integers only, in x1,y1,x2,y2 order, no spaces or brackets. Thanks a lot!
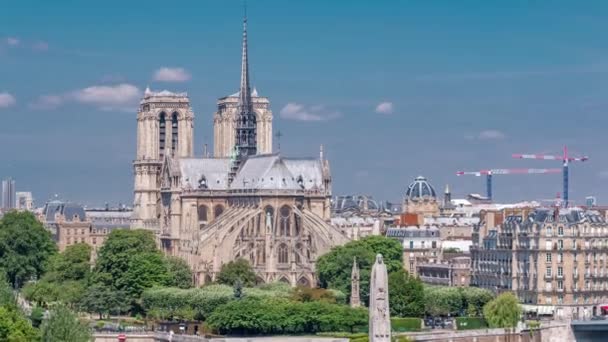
238,11,252,116
232,8,257,161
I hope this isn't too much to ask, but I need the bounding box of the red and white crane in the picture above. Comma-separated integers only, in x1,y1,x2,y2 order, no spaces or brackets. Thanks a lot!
456,168,561,201
512,145,589,207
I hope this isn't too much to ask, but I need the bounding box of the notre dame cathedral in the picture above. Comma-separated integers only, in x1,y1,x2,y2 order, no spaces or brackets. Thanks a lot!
131,16,349,287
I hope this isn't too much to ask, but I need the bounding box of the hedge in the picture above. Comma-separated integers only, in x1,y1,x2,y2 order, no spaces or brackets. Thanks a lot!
455,317,488,330
391,317,421,332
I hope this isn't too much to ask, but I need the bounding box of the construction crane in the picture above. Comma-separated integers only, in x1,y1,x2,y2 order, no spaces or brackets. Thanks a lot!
512,145,589,207
456,168,561,201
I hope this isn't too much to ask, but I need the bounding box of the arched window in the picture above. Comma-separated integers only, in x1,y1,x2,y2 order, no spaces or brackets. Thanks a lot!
214,205,224,219
297,277,311,287
278,243,288,264
171,112,179,156
198,205,208,225
159,112,167,158
280,205,291,236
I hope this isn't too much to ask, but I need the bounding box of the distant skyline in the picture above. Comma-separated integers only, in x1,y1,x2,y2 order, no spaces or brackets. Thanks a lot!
2,0,608,206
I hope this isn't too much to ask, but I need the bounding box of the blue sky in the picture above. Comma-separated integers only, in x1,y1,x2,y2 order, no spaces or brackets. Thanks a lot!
2,0,608,206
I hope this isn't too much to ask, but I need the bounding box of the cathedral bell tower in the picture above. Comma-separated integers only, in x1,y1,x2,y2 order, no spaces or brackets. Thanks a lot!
132,89,194,230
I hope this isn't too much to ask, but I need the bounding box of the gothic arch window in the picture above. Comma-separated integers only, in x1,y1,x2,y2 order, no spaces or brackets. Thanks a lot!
295,243,303,264
159,112,167,158
278,243,288,264
297,277,311,287
214,205,224,219
198,205,209,226
280,205,291,236
278,276,290,284
171,112,179,156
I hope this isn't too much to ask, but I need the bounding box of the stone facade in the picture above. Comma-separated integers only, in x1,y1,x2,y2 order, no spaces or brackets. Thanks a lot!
386,226,441,277
213,92,272,158
131,16,350,287
471,207,608,319
132,89,194,230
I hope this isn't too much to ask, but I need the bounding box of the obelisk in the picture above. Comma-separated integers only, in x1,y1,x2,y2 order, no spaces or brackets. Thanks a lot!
369,254,391,342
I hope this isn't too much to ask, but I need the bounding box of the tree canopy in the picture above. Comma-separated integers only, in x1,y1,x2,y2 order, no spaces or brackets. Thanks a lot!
41,305,91,342
22,243,91,307
165,256,193,289
483,292,521,328
0,211,57,288
316,236,403,305
216,258,257,287
90,229,192,313
388,269,425,317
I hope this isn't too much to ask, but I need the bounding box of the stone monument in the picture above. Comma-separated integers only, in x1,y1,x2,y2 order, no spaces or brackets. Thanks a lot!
350,257,361,308
369,254,391,342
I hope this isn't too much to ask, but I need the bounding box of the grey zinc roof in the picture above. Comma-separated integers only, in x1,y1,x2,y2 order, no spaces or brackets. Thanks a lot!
231,155,300,190
230,155,324,191
282,158,324,190
178,158,230,190
43,200,86,222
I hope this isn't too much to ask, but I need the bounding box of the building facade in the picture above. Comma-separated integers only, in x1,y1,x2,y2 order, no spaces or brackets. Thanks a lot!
15,192,33,211
471,207,608,319
1,178,15,210
131,16,349,287
386,226,441,277
417,254,471,287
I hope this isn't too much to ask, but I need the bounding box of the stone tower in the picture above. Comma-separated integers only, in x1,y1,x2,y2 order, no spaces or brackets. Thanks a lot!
132,89,194,229
213,15,272,158
369,254,391,342
350,257,361,308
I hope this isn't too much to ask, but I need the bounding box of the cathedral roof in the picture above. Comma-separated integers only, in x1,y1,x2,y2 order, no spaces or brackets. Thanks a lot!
178,158,230,190
171,154,325,192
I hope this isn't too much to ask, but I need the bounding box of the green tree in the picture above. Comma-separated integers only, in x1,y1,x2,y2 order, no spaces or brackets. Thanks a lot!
0,305,40,342
0,211,57,288
216,258,257,287
91,229,168,312
79,283,128,319
388,270,425,317
119,252,170,299
316,236,403,305
47,243,91,282
30,306,44,328
21,244,92,307
41,305,90,342
93,229,158,287
483,292,521,328
164,256,193,289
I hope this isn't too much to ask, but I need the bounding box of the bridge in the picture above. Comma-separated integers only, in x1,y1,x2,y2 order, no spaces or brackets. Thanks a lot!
570,320,608,341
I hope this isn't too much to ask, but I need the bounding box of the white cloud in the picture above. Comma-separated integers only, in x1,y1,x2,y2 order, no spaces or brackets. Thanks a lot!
32,41,49,51
477,129,506,140
28,95,64,110
153,67,191,82
375,101,394,114
0,93,16,108
6,37,19,46
598,171,608,179
280,103,341,122
71,84,141,110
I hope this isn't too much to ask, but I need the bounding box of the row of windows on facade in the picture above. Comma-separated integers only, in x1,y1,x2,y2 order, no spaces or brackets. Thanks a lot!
542,279,608,291
65,237,100,245
407,240,438,249
544,252,608,263
239,243,308,265
65,228,108,235
543,225,608,237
